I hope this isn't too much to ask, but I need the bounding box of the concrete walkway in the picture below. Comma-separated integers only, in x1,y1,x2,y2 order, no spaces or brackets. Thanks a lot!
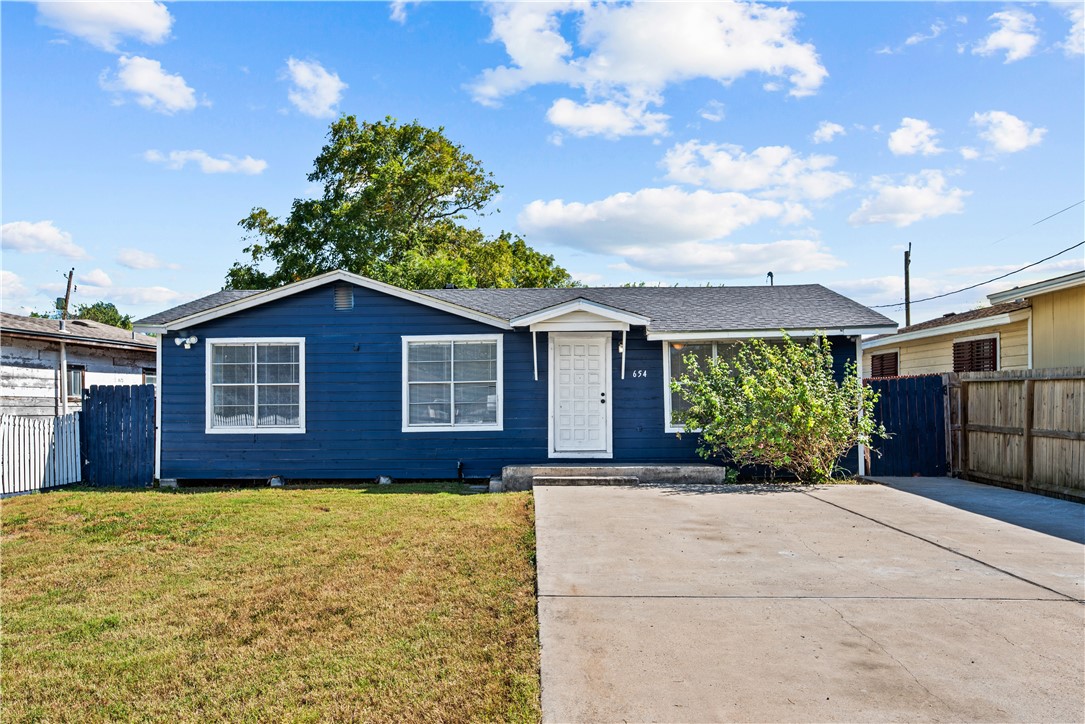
534,480,1085,723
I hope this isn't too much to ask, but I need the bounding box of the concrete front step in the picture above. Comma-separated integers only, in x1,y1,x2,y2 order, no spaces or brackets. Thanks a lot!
534,475,640,487
499,463,730,492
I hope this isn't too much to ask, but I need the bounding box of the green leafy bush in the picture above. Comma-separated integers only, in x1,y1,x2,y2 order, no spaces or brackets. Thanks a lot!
670,334,884,483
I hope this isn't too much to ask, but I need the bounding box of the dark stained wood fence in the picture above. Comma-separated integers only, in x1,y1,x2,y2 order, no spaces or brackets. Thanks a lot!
866,374,949,477
80,384,155,487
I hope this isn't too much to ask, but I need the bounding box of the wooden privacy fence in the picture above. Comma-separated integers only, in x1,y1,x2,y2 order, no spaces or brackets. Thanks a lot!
0,413,82,496
866,375,949,477
951,368,1084,501
80,384,155,487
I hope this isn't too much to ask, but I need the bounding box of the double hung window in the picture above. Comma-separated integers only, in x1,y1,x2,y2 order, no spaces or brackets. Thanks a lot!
403,335,502,431
207,338,305,433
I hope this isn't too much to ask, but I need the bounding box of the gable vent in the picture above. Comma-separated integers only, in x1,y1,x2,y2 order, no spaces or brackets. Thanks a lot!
334,284,354,311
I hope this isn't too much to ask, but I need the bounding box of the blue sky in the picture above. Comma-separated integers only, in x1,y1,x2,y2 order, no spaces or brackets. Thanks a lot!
2,1,1083,326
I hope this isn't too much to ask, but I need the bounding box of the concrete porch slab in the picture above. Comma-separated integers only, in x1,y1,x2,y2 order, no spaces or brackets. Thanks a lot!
501,463,728,491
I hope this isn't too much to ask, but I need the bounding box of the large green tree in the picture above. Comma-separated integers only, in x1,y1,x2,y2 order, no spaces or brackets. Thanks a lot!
226,116,575,290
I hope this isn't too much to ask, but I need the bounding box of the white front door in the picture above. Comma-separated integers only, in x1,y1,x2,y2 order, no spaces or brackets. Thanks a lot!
550,334,612,457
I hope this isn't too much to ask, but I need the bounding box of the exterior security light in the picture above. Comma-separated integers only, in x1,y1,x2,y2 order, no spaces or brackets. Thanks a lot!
176,335,198,349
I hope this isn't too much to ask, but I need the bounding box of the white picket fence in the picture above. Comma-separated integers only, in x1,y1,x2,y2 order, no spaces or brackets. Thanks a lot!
0,413,82,496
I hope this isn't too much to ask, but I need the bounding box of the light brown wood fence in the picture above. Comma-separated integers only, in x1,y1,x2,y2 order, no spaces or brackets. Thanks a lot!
949,368,1084,501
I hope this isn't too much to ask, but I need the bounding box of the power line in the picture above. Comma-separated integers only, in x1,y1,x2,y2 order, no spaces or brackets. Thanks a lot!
870,240,1085,309
990,199,1083,246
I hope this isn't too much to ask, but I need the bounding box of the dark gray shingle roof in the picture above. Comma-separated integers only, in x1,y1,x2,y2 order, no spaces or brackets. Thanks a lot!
1,312,156,349
134,279,895,333
420,285,896,333
135,289,262,326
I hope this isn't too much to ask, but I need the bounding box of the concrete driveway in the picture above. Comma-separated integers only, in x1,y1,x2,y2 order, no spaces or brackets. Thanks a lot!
534,480,1084,723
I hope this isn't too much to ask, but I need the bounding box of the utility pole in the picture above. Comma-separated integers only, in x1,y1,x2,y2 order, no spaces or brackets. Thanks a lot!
904,244,912,327
58,268,75,415
60,268,75,329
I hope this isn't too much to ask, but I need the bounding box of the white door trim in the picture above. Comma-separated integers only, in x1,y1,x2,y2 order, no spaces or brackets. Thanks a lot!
547,332,613,459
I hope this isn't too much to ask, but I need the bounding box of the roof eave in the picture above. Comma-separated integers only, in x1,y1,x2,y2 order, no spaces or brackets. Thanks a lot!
862,309,1030,349
986,270,1085,304
646,325,897,341
152,270,514,331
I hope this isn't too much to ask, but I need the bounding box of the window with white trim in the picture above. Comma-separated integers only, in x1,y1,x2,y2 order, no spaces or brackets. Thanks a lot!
207,339,305,433
403,335,502,431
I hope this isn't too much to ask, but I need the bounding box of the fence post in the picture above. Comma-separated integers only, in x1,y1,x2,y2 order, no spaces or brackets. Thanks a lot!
1021,378,1033,490
959,381,969,478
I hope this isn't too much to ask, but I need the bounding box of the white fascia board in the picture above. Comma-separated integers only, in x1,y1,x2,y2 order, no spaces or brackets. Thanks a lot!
862,311,1028,350
159,270,512,331
986,270,1085,304
646,327,896,342
511,299,651,327
134,324,167,334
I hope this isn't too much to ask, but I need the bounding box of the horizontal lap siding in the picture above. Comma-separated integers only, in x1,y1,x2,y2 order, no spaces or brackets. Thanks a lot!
159,283,859,480
162,285,547,480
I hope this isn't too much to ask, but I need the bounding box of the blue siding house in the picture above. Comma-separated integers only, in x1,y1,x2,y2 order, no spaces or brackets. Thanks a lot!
134,271,896,482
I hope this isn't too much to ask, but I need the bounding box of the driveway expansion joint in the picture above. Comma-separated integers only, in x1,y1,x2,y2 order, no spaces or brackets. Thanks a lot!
801,490,1083,604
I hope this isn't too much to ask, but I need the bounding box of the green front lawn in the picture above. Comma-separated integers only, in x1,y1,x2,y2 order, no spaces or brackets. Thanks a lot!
1,484,540,722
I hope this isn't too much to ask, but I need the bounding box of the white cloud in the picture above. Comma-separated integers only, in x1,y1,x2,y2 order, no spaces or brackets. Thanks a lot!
36,0,172,52
143,149,268,175
105,286,185,306
546,97,669,139
470,2,826,138
516,185,843,277
811,120,845,144
662,141,853,203
959,146,980,160
973,9,1039,63
0,270,32,312
905,20,946,46
1,220,88,258
116,248,179,270
607,239,844,278
887,117,945,156
79,269,113,287
389,1,418,24
99,55,198,114
971,110,1046,154
849,170,969,227
519,186,786,252
698,100,726,123
1061,4,1084,56
284,57,347,119
43,279,185,307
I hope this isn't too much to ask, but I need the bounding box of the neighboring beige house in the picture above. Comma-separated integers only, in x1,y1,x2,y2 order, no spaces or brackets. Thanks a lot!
1,312,156,417
863,270,1084,377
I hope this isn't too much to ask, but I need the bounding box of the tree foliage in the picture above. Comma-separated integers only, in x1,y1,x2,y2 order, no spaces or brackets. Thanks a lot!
670,335,884,483
74,301,133,330
227,115,575,290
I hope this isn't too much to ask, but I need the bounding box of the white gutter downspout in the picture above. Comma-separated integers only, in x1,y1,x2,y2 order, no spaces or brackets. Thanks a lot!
154,334,162,480
620,330,627,380
59,341,69,415
855,335,866,477
532,330,539,381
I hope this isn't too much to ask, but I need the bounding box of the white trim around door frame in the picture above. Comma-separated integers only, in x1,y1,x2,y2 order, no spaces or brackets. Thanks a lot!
547,332,613,459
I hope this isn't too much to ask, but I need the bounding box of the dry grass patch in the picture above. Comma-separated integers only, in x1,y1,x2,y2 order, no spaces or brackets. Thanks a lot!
1,484,539,722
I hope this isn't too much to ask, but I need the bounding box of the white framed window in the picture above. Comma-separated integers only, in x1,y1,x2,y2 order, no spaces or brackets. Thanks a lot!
67,365,85,400
402,334,503,432
663,340,787,432
205,338,305,434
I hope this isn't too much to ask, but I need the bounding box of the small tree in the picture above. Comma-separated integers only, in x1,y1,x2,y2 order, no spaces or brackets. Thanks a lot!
74,301,133,330
670,334,883,483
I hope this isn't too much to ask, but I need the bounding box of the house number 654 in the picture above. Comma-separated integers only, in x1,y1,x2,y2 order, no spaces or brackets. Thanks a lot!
630,369,648,378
